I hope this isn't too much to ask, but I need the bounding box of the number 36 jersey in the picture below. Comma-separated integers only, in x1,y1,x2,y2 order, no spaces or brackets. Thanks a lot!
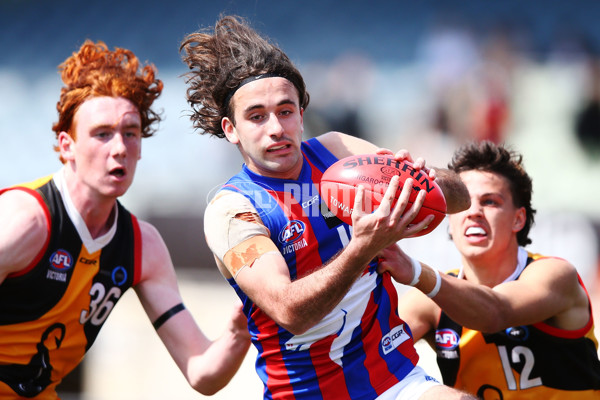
435,250,600,399
0,172,141,399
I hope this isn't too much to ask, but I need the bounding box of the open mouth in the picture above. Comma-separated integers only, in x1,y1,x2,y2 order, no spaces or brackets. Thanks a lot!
110,168,125,178
465,226,486,237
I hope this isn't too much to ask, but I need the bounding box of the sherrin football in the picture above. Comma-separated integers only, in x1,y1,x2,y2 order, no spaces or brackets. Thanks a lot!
320,154,447,237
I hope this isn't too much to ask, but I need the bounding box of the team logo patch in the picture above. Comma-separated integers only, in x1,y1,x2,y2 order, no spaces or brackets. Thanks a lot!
435,328,460,350
505,326,529,341
47,249,72,282
381,324,410,355
111,266,128,286
49,249,73,271
278,220,306,244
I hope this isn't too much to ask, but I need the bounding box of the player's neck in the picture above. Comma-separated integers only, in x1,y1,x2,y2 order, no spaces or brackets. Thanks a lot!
63,174,118,239
79,204,117,239
462,245,520,287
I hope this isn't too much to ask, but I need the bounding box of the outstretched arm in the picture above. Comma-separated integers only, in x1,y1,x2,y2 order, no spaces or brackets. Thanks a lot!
381,246,591,333
134,221,250,395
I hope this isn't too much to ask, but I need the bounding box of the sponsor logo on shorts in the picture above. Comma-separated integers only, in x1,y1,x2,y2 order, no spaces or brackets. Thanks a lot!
381,324,410,355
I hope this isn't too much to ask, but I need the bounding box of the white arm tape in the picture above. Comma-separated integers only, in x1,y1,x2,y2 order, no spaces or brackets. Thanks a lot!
426,268,442,298
204,191,270,261
408,257,422,287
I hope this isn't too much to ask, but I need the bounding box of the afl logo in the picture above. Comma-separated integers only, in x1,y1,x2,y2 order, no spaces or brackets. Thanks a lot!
435,329,460,350
50,249,73,271
278,220,306,244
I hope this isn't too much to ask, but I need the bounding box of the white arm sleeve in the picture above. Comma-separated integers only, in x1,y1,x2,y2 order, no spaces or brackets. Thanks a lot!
204,191,270,261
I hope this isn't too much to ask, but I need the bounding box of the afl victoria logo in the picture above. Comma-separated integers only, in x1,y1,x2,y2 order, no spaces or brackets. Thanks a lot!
278,220,306,244
49,249,73,271
435,329,460,350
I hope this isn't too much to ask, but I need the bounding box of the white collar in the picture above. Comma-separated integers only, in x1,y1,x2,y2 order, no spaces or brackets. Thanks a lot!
53,168,118,254
457,246,528,285
500,247,528,284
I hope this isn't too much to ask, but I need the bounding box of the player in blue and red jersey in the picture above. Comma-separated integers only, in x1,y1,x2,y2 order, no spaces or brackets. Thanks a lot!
180,15,474,400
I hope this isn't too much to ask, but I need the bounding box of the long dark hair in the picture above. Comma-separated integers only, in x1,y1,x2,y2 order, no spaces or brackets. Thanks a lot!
180,15,310,138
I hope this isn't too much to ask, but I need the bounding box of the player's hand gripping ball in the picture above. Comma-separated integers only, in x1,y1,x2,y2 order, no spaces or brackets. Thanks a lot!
320,154,447,237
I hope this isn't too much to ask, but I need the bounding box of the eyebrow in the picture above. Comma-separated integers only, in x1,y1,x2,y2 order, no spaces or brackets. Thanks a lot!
95,121,141,130
479,192,506,200
243,99,297,114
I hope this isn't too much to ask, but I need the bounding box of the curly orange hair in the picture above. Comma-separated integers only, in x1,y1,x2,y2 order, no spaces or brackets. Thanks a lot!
52,40,163,162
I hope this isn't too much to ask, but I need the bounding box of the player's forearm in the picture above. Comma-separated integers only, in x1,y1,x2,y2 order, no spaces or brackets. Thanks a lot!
187,331,251,395
271,241,376,335
408,264,508,332
435,275,509,332
385,253,507,333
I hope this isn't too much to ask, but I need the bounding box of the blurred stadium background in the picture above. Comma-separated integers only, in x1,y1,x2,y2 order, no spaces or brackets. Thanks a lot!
2,0,600,398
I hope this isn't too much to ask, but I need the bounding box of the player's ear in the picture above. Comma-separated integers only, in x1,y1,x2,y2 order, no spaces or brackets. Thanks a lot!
512,206,526,233
58,131,75,162
222,117,239,144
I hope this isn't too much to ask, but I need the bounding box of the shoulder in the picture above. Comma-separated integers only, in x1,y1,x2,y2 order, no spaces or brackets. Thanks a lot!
136,219,173,265
1,187,46,211
315,131,379,159
0,188,49,235
136,219,170,269
523,254,578,279
204,190,269,261
205,190,257,221
522,254,592,329
135,218,175,283
204,190,261,236
0,189,50,277
525,255,586,293
519,254,587,302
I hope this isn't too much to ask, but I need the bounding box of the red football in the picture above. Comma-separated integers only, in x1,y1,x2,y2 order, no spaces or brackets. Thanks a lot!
320,154,447,237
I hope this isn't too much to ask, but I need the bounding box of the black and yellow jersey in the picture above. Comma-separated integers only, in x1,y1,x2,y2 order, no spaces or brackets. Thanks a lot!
0,173,142,399
435,250,600,399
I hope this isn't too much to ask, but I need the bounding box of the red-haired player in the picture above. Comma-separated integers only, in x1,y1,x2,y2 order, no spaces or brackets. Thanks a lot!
0,40,250,399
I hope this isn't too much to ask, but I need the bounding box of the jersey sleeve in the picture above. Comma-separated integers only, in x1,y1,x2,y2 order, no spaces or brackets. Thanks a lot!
204,190,270,261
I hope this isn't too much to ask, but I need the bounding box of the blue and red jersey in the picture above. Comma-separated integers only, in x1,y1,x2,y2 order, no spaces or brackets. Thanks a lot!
221,138,419,399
